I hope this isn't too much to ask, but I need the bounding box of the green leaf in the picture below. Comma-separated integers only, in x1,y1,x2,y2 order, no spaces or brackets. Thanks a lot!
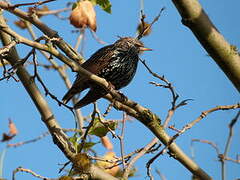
90,0,112,13
88,118,117,137
78,141,98,152
69,134,81,150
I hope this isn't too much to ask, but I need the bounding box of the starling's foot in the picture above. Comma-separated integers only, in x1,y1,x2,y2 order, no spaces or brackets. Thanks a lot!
107,82,115,91
117,90,128,102
106,82,127,102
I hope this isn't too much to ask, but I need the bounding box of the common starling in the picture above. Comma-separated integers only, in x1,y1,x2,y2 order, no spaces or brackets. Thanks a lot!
62,37,151,108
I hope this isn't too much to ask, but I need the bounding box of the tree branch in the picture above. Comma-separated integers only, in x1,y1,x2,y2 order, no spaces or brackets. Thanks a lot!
171,0,240,92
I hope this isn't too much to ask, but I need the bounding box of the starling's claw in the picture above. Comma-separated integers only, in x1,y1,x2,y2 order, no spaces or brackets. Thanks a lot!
107,82,115,91
107,82,127,102
117,90,128,102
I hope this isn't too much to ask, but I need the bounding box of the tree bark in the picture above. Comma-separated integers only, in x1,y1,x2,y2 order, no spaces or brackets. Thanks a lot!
172,0,240,92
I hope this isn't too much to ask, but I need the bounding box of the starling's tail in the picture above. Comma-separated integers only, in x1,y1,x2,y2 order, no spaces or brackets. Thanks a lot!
62,87,77,104
62,78,90,104
63,84,86,104
74,88,107,109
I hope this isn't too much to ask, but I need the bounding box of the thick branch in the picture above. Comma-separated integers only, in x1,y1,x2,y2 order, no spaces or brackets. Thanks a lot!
0,12,117,180
105,95,212,180
172,0,240,92
0,13,76,161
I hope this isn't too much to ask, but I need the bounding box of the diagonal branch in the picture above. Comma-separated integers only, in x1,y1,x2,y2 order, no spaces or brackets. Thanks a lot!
171,0,240,92
9,0,56,9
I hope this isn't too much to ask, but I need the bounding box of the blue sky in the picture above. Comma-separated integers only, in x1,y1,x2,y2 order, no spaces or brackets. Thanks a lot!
0,0,239,179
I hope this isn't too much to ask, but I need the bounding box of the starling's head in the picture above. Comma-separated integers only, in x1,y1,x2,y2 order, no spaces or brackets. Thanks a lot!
114,37,152,54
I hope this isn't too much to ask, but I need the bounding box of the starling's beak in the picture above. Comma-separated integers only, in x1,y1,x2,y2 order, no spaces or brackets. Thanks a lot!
139,47,152,51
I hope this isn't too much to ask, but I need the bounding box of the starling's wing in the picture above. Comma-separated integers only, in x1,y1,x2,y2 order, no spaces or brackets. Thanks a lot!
74,87,107,109
81,44,115,75
62,44,115,104
62,75,90,104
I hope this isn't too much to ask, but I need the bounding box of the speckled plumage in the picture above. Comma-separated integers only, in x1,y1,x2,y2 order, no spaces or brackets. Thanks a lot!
62,37,150,108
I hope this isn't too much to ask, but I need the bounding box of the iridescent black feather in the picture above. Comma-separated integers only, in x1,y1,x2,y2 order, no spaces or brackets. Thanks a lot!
62,37,150,108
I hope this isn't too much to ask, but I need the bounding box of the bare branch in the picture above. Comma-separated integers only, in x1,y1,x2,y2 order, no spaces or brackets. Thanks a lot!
123,137,159,179
140,58,192,128
8,0,56,9
192,139,220,155
147,104,240,178
12,167,48,180
0,39,18,55
172,0,240,92
221,110,240,180
78,104,98,153
180,104,240,134
118,113,127,169
35,7,71,16
90,29,108,45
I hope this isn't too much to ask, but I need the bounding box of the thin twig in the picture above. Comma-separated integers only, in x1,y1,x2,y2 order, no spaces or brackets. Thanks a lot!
179,104,240,134
78,104,97,153
9,0,56,9
74,29,84,52
80,29,86,56
8,132,49,148
224,110,240,155
122,138,159,179
192,139,220,155
221,156,240,164
35,7,71,16
27,61,59,70
103,102,114,117
31,49,74,112
0,46,35,82
0,68,18,81
221,110,240,180
146,104,240,177
139,58,191,128
0,40,18,54
58,161,71,174
90,29,107,45
7,128,82,148
118,112,127,169
12,167,48,180
167,104,240,149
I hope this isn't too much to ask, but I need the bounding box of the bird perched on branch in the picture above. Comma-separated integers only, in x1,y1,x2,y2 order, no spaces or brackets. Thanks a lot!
62,37,151,109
